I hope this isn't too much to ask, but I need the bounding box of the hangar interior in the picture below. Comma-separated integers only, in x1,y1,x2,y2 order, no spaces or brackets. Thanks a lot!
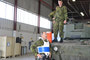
0,0,90,60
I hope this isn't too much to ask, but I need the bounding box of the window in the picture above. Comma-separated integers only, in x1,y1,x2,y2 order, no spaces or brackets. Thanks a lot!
0,1,51,28
0,1,14,20
17,8,51,28
0,1,6,18
40,17,51,29
17,8,38,26
6,4,14,20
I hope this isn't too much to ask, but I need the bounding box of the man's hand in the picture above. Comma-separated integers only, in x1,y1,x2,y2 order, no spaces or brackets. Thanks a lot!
64,20,67,24
53,20,55,24
37,54,42,58
53,17,55,24
49,52,51,58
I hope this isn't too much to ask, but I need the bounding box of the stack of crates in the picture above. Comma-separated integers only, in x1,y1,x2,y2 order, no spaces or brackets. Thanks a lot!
0,36,15,58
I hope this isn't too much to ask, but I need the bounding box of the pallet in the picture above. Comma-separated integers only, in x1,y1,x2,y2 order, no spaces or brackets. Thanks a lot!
1,56,13,59
15,55,21,57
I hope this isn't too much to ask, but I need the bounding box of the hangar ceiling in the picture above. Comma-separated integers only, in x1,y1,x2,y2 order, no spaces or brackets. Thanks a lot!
54,0,90,20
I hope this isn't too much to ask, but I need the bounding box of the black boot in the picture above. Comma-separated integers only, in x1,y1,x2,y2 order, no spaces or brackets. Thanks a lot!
53,38,57,42
60,38,63,43
55,37,57,42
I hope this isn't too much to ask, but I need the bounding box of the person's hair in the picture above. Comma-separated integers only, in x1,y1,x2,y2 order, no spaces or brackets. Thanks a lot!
58,0,62,1
58,0,63,2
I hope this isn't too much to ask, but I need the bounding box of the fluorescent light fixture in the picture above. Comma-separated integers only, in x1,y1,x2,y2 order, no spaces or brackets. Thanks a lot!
80,12,84,16
72,0,76,2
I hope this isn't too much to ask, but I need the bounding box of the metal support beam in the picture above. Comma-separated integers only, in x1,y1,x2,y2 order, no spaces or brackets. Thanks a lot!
76,1,90,3
68,12,77,13
68,0,84,19
37,0,54,33
13,0,17,30
73,3,79,12
51,0,54,33
37,0,41,34
63,2,73,12
68,15,81,17
89,3,90,15
40,0,53,9
80,2,89,17
52,0,54,11
13,0,17,56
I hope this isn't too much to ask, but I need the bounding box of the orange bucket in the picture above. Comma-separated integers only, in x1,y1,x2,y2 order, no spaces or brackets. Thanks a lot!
47,32,52,43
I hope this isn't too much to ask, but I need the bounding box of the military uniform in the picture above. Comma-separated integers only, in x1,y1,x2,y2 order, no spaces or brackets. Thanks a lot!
31,38,51,60
49,6,67,42
48,11,56,21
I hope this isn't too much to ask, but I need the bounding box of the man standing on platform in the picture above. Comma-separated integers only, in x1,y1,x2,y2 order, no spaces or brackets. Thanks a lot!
49,0,68,43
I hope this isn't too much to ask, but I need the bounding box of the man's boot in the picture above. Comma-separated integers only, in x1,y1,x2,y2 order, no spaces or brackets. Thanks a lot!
60,38,63,43
53,38,57,42
55,37,57,42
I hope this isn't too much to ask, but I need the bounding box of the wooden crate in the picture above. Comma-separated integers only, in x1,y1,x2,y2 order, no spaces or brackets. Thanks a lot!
0,51,1,58
15,43,21,56
0,36,15,58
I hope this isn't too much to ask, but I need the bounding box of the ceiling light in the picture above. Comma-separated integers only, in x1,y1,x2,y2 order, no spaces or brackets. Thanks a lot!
72,0,76,2
80,12,84,16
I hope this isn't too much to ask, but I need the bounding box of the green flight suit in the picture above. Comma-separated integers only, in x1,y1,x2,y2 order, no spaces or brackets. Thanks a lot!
31,39,52,57
49,6,68,38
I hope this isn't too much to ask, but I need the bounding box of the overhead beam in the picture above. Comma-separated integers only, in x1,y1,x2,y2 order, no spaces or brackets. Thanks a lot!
80,2,89,17
68,12,77,13
76,1,90,2
63,2,73,12
67,0,84,19
73,3,79,12
40,0,53,9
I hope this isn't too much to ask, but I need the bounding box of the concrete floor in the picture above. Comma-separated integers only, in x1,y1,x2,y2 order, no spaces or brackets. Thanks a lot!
0,55,35,60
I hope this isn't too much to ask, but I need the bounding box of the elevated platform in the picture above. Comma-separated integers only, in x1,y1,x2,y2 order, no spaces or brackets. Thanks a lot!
51,40,90,60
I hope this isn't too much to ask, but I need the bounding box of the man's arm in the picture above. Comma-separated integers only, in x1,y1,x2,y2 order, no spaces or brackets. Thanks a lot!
63,6,68,21
31,39,44,56
48,11,56,21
